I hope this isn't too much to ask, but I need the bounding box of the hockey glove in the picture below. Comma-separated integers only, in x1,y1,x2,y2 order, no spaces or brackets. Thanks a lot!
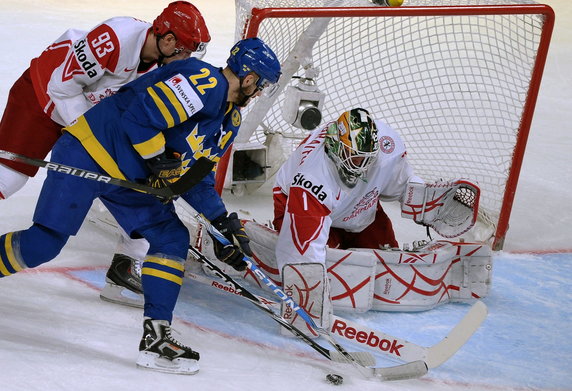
146,149,182,186
210,212,252,271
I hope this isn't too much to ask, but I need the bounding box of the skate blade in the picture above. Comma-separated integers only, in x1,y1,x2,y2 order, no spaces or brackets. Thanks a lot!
99,283,144,309
136,351,199,375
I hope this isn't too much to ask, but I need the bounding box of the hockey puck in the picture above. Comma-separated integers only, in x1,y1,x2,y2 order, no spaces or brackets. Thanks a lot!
326,373,344,385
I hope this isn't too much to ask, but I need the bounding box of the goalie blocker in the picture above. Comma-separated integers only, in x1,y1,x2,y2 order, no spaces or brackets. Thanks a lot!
196,220,492,313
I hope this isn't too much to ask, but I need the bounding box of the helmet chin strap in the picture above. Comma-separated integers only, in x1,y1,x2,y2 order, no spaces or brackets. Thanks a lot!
236,77,258,107
156,36,180,66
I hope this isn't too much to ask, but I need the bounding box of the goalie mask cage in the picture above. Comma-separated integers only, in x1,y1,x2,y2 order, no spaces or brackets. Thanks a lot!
217,0,554,250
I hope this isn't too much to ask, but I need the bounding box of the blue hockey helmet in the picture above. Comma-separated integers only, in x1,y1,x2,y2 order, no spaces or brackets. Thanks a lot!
227,38,281,90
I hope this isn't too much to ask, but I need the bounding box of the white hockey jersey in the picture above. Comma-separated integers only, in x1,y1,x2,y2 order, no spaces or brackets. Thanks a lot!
274,120,422,269
30,17,155,126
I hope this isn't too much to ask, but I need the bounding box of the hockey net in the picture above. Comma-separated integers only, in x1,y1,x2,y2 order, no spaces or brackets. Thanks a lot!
218,0,554,250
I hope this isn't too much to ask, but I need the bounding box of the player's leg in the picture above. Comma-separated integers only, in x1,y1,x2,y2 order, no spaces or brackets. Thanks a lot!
352,203,399,249
0,225,69,278
99,224,149,308
0,163,28,199
137,217,199,374
1,133,100,277
0,68,63,187
104,192,200,374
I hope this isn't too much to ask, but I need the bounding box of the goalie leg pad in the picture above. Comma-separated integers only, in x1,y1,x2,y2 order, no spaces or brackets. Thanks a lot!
448,243,493,300
245,221,376,313
281,262,332,337
369,240,492,311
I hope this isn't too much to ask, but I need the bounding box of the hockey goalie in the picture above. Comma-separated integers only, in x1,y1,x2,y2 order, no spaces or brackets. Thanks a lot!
200,108,492,337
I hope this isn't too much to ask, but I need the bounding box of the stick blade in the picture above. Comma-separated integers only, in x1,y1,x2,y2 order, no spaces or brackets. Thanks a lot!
166,157,215,196
426,300,488,368
374,360,428,381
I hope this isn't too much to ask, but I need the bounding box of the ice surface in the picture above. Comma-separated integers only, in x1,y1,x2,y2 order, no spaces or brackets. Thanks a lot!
0,1,571,390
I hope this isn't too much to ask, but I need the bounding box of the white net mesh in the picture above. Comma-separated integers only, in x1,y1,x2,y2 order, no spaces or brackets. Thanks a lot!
231,0,550,247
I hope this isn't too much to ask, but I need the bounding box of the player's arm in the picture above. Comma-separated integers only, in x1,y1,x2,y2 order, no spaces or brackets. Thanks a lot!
48,23,124,125
379,152,424,202
120,66,222,160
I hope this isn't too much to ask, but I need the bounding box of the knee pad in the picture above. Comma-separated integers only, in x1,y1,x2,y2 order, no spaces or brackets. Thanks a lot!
137,219,190,260
19,224,69,268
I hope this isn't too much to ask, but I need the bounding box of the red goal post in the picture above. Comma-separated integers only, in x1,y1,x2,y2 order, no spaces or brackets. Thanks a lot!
216,0,554,250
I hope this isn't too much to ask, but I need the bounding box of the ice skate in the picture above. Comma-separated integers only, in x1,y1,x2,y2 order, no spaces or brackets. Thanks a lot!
136,318,200,375
100,253,144,308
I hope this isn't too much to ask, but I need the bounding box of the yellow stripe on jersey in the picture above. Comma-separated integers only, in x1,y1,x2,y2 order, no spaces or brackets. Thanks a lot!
133,132,166,159
1,232,23,276
64,116,126,180
156,82,189,123
225,103,233,115
141,267,183,286
147,86,175,128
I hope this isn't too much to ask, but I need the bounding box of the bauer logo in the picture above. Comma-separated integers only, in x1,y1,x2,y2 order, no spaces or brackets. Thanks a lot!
330,319,404,356
291,173,327,202
165,73,204,117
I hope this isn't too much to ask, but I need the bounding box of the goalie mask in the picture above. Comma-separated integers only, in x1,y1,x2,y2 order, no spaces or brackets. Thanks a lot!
325,108,379,188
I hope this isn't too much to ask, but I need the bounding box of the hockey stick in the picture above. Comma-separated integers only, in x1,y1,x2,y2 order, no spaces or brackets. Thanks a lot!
188,245,375,367
186,267,486,369
196,216,428,381
0,150,215,199
188,245,427,381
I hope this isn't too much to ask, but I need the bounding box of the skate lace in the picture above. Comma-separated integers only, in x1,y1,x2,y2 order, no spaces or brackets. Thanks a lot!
164,327,193,351
133,260,142,278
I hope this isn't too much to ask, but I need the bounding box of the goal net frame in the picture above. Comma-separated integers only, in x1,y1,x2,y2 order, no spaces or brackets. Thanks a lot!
215,0,555,251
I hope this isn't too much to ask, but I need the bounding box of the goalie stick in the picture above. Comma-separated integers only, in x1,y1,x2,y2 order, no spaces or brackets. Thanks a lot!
0,150,215,199
188,245,374,367
196,216,428,381
188,245,428,381
186,267,487,369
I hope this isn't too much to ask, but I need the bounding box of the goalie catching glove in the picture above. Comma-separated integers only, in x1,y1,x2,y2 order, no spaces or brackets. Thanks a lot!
401,179,480,238
210,212,252,271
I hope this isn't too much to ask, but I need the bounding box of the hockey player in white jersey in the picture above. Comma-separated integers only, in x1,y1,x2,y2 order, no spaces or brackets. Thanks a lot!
271,108,480,335
0,1,210,306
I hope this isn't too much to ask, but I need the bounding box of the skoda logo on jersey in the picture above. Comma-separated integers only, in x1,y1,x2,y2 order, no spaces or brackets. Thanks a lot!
380,136,395,154
292,173,327,202
73,39,98,78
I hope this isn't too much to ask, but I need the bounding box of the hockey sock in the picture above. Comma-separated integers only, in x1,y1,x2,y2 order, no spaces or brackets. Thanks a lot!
0,232,25,277
19,224,69,268
141,255,185,322
137,218,190,260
